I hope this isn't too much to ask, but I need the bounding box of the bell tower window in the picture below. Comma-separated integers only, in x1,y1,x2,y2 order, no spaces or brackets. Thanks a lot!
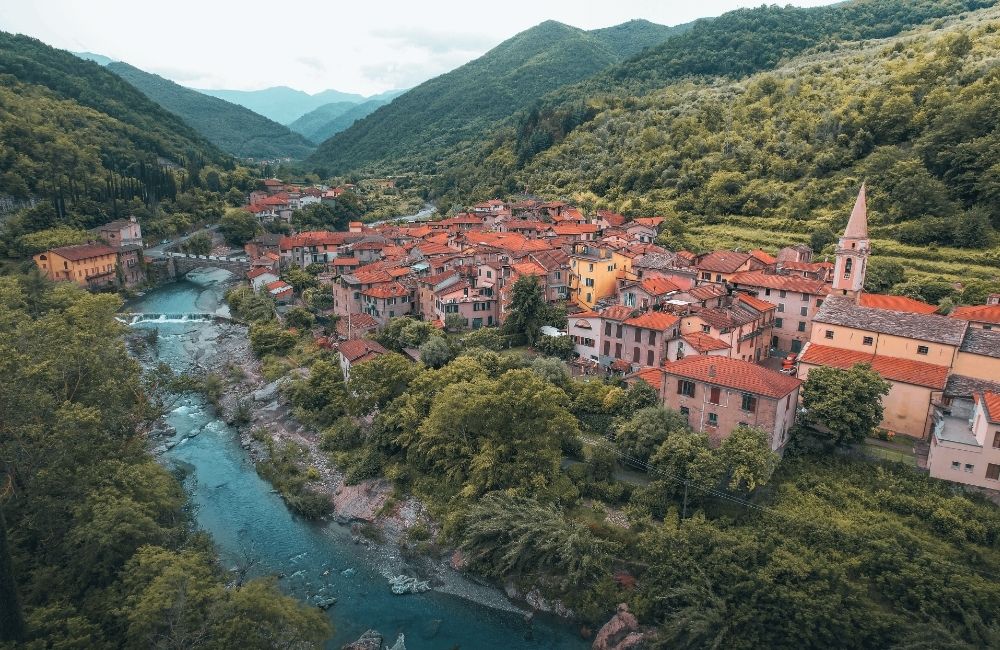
844,257,852,279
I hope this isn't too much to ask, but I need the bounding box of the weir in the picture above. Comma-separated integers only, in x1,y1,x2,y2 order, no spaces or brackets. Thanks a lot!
117,312,225,325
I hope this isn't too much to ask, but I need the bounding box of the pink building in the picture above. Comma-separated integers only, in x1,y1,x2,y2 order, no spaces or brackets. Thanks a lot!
928,391,1000,489
657,356,802,450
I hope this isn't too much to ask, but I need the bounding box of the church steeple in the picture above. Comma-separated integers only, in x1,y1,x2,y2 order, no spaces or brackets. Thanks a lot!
832,183,870,300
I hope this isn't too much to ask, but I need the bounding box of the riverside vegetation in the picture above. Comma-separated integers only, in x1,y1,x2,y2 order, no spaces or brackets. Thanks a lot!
232,276,999,648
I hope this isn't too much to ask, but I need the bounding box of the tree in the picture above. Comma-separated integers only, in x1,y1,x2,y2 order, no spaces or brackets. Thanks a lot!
503,275,547,345
960,280,1000,306
15,226,89,256
615,406,690,465
249,323,297,357
530,356,570,388
285,359,349,426
226,187,245,206
716,425,778,493
348,352,419,415
535,333,574,359
0,501,24,642
182,232,212,255
809,227,837,253
952,208,993,248
226,286,275,323
864,259,906,294
219,209,261,246
462,327,506,351
419,336,454,369
800,364,891,446
284,307,315,331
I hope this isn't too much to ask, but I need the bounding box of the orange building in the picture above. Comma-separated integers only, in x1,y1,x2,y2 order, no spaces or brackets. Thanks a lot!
33,243,118,288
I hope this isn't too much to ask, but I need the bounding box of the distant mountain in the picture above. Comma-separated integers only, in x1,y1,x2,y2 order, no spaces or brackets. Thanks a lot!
73,50,114,66
0,32,224,221
107,62,314,159
589,18,694,58
308,19,675,175
196,86,367,124
289,98,393,144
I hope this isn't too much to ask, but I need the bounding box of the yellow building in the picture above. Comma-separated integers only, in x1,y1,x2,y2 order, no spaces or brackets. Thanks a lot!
568,243,630,309
34,243,118,288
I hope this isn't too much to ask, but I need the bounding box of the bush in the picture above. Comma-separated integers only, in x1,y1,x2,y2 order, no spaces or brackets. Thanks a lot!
249,323,297,357
320,417,365,451
345,447,383,485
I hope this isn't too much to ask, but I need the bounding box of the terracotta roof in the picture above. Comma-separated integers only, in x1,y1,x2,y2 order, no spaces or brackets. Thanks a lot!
814,296,967,346
529,249,570,270
640,276,681,296
246,267,276,280
682,332,731,353
960,328,1000,359
780,260,833,272
601,305,637,322
632,367,665,390
512,261,546,277
362,282,408,299
333,257,359,266
798,343,948,390
729,271,829,295
338,338,388,363
695,304,761,331
696,250,752,273
750,249,776,264
336,313,380,338
980,392,1000,424
611,359,632,372
48,243,116,261
632,217,664,228
624,311,679,331
687,284,729,301
553,223,600,235
662,356,801,399
859,293,937,314
951,304,1000,326
734,293,777,312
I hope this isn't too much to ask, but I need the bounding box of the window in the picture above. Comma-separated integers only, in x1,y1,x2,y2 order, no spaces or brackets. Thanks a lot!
701,324,711,333
632,348,640,363
777,303,784,313
648,330,656,345
741,393,757,413
588,263,594,272
993,431,1000,449
555,271,561,280
764,288,771,296
801,293,809,301
797,322,806,332
707,412,719,427
605,323,612,336
616,325,623,338
603,341,610,355
708,387,721,405
634,329,642,343
862,336,874,346
800,306,808,316
816,299,824,307
951,461,961,470
824,330,834,340
987,464,1000,481
615,343,622,357
680,406,689,418
779,290,787,298
775,318,783,328
917,345,929,355
701,272,711,281
678,380,695,397
647,350,654,366
585,278,595,287
964,463,974,473
586,293,592,303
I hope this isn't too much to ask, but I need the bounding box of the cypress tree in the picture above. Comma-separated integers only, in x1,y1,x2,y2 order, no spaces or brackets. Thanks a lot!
0,501,25,642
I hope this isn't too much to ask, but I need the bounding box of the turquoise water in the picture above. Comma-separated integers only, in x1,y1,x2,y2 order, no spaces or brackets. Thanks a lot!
129,274,587,649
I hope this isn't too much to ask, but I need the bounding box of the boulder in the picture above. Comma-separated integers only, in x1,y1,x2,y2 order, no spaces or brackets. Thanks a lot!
593,603,645,650
341,629,382,650
448,549,467,571
253,379,283,402
333,478,392,522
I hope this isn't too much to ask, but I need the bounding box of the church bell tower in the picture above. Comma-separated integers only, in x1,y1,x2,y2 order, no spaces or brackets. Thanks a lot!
832,183,870,300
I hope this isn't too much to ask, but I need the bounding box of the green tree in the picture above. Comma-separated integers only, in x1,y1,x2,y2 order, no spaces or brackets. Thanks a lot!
348,352,419,415
218,209,261,246
462,326,507,351
282,268,319,293
285,359,349,426
800,364,891,446
182,232,213,255
15,226,90,256
249,323,297,357
225,187,245,206
503,275,547,345
419,336,454,369
535,333,574,359
0,502,24,642
952,208,993,248
716,425,779,493
864,259,906,294
284,307,316,331
615,406,690,465
809,226,837,253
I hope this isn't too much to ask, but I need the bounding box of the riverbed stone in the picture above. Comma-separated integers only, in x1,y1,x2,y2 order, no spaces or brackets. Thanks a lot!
592,603,644,650
333,478,392,522
253,379,283,402
341,629,382,650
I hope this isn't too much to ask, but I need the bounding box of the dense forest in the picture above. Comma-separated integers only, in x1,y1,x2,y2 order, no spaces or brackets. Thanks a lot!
108,62,316,159
0,275,331,647
288,98,394,145
233,275,1000,648
307,19,681,175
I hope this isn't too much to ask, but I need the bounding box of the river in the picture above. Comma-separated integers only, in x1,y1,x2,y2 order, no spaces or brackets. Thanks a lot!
127,270,587,650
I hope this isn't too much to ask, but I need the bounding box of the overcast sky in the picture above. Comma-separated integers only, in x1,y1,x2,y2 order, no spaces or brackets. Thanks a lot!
1,0,838,96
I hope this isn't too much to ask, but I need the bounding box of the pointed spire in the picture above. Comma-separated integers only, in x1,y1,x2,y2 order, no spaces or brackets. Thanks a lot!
844,183,868,239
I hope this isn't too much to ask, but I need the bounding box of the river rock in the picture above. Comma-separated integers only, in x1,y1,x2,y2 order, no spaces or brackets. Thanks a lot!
592,603,644,650
253,379,283,402
449,549,467,571
333,478,392,522
341,629,382,650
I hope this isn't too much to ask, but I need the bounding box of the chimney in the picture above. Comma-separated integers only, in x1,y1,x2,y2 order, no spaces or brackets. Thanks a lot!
708,364,716,378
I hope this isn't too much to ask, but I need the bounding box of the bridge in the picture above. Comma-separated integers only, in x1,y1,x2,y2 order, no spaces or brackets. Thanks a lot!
151,251,252,277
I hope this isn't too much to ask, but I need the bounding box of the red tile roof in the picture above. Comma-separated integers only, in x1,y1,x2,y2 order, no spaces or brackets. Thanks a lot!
362,282,409,299
951,304,1000,326
333,257,359,266
798,343,949,390
980,391,1000,424
246,267,276,280
682,332,731,353
632,367,665,390
338,338,388,363
602,305,637,322
729,271,830,295
696,250,753,273
624,311,679,331
512,261,546,277
553,223,600,235
859,293,938,314
48,243,117,261
336,313,379,338
734,293,777,312
640,276,681,296
750,249,776,264
662,356,801,399
633,217,664,228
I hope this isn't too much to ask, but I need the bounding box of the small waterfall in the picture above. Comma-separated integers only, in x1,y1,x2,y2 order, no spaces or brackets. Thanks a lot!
117,312,217,325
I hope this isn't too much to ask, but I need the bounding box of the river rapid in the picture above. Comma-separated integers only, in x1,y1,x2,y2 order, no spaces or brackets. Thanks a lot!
127,270,587,650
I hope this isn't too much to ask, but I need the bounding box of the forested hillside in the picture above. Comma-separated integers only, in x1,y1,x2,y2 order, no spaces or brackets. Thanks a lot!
108,62,316,159
308,19,674,176
0,32,227,220
199,86,366,124
288,98,391,144
589,18,693,58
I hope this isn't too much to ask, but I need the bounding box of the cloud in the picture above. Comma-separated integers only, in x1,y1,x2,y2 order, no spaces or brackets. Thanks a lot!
295,55,326,72
371,26,497,55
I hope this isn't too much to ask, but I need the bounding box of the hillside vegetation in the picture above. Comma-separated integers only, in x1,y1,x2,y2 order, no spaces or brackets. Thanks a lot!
108,62,316,159
308,19,676,175
288,98,392,144
199,86,366,124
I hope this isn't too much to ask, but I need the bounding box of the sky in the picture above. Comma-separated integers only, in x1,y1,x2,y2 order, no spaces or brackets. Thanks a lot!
0,0,839,96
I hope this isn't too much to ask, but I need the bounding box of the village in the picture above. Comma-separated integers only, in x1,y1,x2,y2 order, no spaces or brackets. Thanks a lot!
29,178,1000,494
